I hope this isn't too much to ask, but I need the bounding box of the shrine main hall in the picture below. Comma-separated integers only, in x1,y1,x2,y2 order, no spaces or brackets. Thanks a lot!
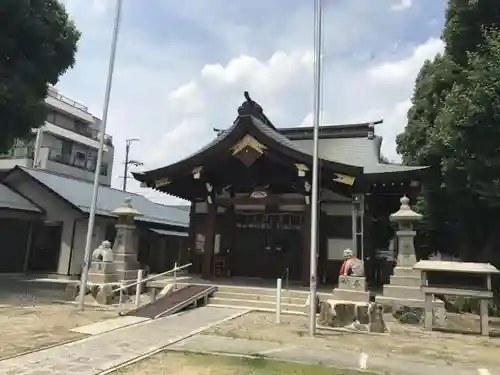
133,92,427,285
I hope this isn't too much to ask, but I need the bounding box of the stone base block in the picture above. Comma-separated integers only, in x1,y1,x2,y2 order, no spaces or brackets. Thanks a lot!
393,267,420,278
332,288,371,302
338,275,367,291
319,300,387,333
115,268,140,282
382,285,423,300
389,275,421,287
88,271,118,284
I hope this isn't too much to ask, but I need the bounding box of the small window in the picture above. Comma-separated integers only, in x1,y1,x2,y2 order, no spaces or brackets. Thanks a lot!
73,152,86,167
100,162,108,176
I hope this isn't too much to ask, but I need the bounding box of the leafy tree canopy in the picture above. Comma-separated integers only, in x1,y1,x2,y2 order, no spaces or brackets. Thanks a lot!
0,0,80,152
396,0,500,261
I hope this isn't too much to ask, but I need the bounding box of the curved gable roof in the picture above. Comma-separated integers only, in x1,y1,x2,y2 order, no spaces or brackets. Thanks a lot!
134,113,363,186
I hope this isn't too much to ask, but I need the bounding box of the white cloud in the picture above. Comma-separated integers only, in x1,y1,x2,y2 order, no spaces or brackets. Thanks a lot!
54,1,446,205
391,0,413,11
368,37,444,83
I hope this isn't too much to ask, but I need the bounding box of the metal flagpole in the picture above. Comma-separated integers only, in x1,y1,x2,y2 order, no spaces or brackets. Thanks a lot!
78,0,124,311
308,0,324,336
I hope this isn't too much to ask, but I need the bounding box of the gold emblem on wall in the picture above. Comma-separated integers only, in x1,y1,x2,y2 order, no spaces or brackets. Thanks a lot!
332,173,355,186
230,134,267,167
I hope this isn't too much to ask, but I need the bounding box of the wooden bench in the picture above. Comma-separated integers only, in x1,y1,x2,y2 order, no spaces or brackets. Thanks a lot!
414,260,500,336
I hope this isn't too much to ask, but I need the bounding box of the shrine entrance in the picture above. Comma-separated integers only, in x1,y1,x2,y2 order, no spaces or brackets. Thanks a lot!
229,212,304,280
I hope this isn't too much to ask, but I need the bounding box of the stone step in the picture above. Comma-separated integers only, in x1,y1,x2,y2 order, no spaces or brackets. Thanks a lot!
206,303,306,315
382,285,423,301
214,291,306,305
215,285,312,299
392,267,420,278
376,295,445,309
376,295,426,308
389,275,421,287
208,297,306,313
331,289,371,302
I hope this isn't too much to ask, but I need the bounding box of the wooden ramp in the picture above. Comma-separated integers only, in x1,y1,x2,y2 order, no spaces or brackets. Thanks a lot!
123,285,217,319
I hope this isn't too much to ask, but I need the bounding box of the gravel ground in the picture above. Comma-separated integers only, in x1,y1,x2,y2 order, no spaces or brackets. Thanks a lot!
203,311,500,368
0,283,118,359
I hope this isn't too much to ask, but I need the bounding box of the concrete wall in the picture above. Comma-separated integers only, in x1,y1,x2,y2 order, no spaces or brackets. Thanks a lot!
7,173,80,274
68,217,111,275
4,173,111,275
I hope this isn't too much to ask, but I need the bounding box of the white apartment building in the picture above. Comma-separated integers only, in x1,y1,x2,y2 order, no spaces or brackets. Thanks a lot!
0,87,114,186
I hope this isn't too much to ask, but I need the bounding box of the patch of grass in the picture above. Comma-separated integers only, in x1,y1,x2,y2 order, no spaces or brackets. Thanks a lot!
115,351,380,375
184,352,377,375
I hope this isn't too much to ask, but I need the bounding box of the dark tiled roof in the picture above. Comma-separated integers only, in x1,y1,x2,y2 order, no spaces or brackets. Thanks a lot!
0,184,41,213
289,136,427,174
21,168,189,227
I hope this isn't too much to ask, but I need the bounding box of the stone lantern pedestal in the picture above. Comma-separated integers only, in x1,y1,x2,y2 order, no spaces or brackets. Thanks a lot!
377,196,444,312
112,197,142,282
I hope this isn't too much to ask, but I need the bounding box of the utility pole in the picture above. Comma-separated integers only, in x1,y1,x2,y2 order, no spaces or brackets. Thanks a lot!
123,138,141,191
309,0,324,336
78,0,123,311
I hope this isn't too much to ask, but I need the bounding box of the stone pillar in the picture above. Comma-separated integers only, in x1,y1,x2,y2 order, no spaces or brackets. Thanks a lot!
112,198,142,281
390,195,422,267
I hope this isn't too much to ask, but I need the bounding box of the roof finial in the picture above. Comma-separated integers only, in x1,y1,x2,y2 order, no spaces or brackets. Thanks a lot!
238,90,262,116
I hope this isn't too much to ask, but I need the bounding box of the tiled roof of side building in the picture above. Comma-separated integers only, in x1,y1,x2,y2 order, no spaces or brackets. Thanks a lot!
20,167,189,227
0,184,42,213
289,136,428,174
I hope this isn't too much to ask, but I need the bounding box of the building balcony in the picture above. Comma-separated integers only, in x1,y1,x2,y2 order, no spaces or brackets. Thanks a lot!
45,89,95,124
42,122,113,152
73,125,114,147
47,149,108,177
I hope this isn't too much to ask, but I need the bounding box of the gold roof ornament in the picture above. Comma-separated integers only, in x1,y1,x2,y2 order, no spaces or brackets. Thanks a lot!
332,173,355,186
230,134,267,155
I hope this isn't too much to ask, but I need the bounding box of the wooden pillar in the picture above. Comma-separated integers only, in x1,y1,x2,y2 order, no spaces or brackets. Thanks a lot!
225,204,235,277
301,204,312,285
202,202,217,279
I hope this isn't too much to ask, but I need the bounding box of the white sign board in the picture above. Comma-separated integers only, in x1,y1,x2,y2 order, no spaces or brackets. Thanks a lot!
327,238,353,260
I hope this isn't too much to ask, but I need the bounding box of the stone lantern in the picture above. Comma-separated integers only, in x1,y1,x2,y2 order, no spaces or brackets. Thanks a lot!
390,195,422,268
112,197,143,281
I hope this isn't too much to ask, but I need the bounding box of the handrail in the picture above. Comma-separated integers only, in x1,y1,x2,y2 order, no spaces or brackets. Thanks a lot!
114,262,192,293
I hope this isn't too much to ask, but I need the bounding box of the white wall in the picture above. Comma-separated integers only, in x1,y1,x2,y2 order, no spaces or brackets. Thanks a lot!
69,217,110,275
7,173,81,274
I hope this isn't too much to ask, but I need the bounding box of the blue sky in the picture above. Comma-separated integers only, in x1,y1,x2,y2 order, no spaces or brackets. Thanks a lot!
58,0,447,204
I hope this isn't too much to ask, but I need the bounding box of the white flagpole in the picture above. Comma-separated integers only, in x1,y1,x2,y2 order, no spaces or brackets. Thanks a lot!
308,0,324,336
78,0,123,311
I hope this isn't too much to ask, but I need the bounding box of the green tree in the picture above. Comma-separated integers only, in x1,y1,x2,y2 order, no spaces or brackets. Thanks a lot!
0,0,80,152
396,0,500,262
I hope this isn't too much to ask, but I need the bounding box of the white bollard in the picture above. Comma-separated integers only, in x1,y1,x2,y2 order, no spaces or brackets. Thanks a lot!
135,269,144,308
119,280,125,308
173,262,178,291
276,278,282,324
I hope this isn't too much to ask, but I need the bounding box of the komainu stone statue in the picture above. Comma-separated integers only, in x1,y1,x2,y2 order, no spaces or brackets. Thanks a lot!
91,240,113,262
340,249,364,277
